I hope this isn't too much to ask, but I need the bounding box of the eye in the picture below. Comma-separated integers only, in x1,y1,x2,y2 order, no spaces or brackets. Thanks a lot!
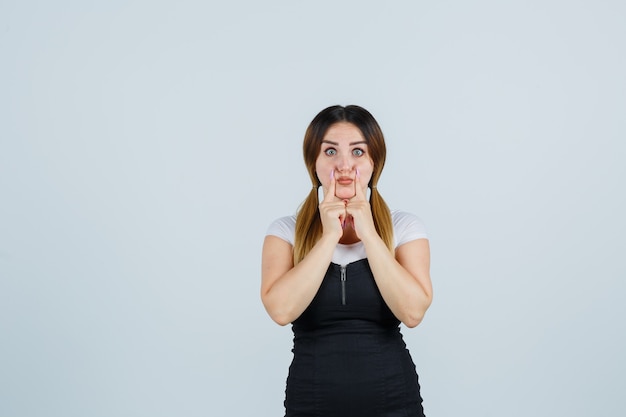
352,148,365,157
324,148,337,156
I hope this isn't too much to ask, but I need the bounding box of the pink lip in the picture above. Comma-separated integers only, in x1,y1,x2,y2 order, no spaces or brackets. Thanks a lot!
337,176,353,185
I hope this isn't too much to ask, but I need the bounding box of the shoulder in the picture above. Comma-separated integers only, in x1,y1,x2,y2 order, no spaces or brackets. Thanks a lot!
265,215,297,246
391,209,428,248
391,210,427,230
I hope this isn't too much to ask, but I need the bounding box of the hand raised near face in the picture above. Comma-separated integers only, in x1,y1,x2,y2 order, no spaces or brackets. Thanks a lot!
318,169,347,242
345,168,377,241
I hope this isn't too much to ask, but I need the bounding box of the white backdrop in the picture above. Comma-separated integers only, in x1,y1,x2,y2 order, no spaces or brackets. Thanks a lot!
1,1,625,416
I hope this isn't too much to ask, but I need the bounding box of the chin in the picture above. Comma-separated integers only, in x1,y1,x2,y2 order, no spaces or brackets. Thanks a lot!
335,192,356,199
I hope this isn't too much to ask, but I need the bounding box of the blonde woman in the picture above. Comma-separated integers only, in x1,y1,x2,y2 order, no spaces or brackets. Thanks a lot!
261,105,433,417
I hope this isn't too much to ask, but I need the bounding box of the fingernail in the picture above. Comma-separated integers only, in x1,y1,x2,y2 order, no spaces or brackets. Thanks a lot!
331,169,334,179
356,168,360,178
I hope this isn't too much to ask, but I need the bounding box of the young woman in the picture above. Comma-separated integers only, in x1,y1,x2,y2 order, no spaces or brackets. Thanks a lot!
261,105,433,417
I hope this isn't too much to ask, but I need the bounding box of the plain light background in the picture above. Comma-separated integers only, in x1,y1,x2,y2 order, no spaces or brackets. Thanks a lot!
1,1,625,416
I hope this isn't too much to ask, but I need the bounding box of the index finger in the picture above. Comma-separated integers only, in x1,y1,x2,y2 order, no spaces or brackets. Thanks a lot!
322,169,337,203
353,168,367,201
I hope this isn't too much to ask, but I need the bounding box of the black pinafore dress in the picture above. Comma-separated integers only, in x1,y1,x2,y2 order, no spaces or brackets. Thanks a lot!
284,259,425,417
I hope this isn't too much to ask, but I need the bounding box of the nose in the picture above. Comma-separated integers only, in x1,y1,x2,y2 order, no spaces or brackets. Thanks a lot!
336,154,353,173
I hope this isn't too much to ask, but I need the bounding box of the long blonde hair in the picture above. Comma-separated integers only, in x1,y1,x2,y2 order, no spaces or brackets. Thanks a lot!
293,105,393,265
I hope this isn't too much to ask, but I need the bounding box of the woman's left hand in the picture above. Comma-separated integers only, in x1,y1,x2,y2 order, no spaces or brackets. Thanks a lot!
345,169,378,241
346,168,433,328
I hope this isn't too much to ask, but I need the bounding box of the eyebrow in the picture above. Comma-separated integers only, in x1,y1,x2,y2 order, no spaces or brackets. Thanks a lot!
322,140,367,146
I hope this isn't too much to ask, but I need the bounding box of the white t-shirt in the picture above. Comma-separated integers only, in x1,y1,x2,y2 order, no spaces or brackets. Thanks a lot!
266,210,428,265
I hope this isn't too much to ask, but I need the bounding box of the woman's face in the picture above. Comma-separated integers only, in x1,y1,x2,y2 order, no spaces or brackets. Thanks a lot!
315,122,374,200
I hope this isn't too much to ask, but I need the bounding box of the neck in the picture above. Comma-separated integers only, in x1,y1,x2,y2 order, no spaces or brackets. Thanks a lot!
338,225,360,245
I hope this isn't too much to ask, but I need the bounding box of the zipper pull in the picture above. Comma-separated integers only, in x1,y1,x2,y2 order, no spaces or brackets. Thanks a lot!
340,265,347,305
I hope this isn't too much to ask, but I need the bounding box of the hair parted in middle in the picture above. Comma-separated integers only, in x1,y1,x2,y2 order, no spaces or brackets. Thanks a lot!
293,105,394,265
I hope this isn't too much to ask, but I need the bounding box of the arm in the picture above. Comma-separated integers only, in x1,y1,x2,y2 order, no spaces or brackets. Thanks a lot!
261,233,337,326
362,236,432,328
261,172,346,326
346,172,433,328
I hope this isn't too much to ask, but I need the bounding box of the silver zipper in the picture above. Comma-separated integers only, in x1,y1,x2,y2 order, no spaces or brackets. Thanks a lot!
340,264,347,305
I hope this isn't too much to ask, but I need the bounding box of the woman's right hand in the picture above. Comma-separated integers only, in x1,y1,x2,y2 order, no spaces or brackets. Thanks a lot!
262,169,345,326
319,170,345,242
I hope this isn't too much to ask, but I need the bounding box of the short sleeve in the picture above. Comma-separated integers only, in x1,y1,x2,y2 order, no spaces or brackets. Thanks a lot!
266,215,297,245
391,210,428,248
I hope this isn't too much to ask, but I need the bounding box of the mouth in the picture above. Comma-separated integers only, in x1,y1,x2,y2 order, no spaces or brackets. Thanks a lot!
337,176,353,185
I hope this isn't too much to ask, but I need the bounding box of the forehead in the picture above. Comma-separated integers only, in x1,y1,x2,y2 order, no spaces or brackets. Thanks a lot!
323,122,366,144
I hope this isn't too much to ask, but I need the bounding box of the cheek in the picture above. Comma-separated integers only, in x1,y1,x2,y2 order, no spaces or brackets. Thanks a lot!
358,160,374,182
315,161,330,185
